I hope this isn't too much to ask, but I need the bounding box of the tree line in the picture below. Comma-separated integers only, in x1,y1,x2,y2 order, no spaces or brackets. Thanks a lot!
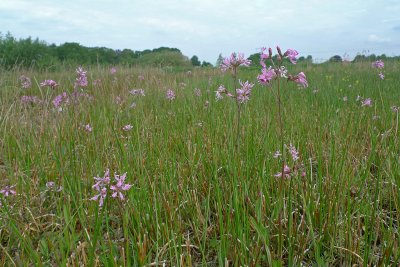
0,32,212,70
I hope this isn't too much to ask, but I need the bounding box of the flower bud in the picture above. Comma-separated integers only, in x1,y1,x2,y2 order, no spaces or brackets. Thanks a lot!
276,46,283,57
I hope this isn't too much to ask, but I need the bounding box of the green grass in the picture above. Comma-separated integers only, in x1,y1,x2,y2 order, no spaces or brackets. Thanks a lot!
0,62,399,266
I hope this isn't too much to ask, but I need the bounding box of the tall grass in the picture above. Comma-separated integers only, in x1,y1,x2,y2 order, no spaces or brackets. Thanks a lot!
0,62,399,266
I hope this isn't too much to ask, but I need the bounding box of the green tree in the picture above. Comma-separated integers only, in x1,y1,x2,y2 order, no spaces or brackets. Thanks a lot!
190,55,201,66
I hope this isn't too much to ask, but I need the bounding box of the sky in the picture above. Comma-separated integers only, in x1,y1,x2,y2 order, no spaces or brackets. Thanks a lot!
1,0,399,64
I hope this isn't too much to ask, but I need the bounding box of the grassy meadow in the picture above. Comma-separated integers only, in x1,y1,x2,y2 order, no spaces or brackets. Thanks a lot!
0,61,399,266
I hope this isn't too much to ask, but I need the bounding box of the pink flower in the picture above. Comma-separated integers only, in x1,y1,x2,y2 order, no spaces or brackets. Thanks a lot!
19,75,31,89
391,106,399,112
372,60,384,69
284,49,299,64
288,144,299,161
257,66,276,85
84,124,92,132
46,181,63,192
92,169,111,191
220,52,251,72
1,185,16,196
40,79,58,89
129,89,145,96
123,124,133,131
74,66,88,89
215,85,227,100
361,98,372,107
21,95,41,105
236,80,254,103
110,67,117,74
274,165,291,179
166,89,176,100
273,150,282,158
110,173,132,200
378,72,384,80
91,187,107,207
292,72,308,88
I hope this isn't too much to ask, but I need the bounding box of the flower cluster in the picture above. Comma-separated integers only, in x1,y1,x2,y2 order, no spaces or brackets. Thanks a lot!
74,66,88,89
372,60,385,79
129,89,145,96
19,75,31,89
110,67,117,74
122,124,133,131
52,92,70,110
40,79,58,89
166,89,176,101
0,185,16,207
236,80,255,103
274,143,305,179
220,52,251,72
91,169,132,207
258,46,308,88
21,95,41,105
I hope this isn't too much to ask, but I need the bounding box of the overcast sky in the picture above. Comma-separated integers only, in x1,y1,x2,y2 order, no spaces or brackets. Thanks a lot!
1,0,399,63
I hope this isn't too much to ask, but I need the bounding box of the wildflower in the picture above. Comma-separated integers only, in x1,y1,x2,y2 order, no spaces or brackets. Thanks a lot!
274,165,291,179
343,96,348,101
179,82,186,88
110,67,117,74
52,92,70,110
204,100,209,108
391,106,399,112
40,79,58,89
236,80,254,103
92,169,111,191
84,124,93,132
378,72,385,80
46,181,63,192
110,173,132,200
166,89,176,100
194,88,201,97
273,150,282,158
138,74,145,81
361,98,372,107
130,102,137,109
257,66,276,85
356,95,362,102
220,52,251,72
215,85,226,100
21,95,41,105
0,185,16,196
290,72,308,88
91,187,107,207
284,49,299,64
288,144,299,161
123,124,133,131
19,75,31,89
74,66,88,89
129,89,145,96
372,60,384,69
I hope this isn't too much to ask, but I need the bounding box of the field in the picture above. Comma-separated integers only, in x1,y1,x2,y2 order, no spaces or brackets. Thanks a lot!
0,58,399,266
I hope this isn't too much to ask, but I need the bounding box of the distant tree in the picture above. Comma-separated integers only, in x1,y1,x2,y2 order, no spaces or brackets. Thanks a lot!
216,53,224,67
306,55,313,63
190,55,201,66
329,55,342,62
201,61,212,67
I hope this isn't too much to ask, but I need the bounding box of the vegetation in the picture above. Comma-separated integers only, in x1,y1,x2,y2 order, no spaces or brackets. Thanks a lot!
0,57,399,265
0,32,212,70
